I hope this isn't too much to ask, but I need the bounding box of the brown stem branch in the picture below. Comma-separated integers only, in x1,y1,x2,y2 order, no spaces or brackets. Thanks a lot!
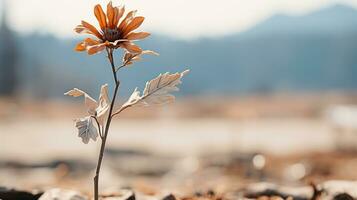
111,104,131,118
91,116,103,139
94,48,121,200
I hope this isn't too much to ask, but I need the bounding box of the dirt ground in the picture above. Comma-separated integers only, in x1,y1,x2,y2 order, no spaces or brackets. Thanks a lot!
1,95,357,199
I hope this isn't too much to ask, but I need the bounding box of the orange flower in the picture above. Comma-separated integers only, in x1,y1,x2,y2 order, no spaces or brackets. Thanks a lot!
74,1,150,55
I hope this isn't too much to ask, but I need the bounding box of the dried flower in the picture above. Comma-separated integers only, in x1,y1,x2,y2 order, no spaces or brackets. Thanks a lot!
67,2,189,199
74,1,150,55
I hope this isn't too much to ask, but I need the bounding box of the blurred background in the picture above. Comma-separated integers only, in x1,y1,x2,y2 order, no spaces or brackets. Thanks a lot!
1,0,357,194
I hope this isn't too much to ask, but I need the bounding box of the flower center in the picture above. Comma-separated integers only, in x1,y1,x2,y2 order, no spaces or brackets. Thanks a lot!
103,28,121,42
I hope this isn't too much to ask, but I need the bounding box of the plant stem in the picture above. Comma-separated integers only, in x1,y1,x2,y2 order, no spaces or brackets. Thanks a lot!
94,48,120,200
91,116,103,138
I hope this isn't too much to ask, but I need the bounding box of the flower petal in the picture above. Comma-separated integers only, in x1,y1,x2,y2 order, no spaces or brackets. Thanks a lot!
142,50,160,56
74,23,103,40
75,117,98,144
94,4,107,30
125,32,150,40
121,42,142,53
110,39,129,47
87,43,107,55
113,6,125,28
83,38,100,46
118,10,137,31
81,21,103,39
74,38,100,53
106,1,115,28
74,25,86,34
122,17,145,36
75,41,86,52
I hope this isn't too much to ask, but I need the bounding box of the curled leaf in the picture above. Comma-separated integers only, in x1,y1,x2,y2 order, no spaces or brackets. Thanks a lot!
64,88,97,115
122,50,159,67
64,85,110,126
75,117,98,144
96,84,110,126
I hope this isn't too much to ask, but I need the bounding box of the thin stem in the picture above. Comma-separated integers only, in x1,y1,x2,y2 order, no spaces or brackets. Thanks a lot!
94,135,106,200
115,65,125,72
91,116,103,139
106,48,119,84
94,48,121,200
111,104,131,118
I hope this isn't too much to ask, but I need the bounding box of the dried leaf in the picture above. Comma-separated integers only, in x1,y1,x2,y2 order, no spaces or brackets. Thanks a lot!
64,88,97,115
75,117,98,144
96,84,110,126
122,87,141,108
120,70,189,109
122,50,159,66
65,84,110,127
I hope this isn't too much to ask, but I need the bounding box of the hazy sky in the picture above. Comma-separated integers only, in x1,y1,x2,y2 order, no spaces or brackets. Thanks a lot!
3,0,357,39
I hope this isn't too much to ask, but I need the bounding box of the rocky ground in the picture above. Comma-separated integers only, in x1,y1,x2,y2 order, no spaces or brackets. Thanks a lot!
1,97,357,199
1,180,357,199
1,149,357,200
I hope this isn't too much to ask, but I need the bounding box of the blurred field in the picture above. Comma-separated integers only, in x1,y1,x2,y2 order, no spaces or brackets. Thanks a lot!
1,93,357,193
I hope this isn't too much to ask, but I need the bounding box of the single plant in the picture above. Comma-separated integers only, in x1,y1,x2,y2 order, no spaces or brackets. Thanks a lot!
65,2,188,200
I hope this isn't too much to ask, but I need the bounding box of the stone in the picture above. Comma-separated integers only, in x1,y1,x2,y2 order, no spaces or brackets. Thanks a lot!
0,187,42,200
99,189,135,200
320,180,357,199
38,188,88,200
162,194,176,200
243,183,312,200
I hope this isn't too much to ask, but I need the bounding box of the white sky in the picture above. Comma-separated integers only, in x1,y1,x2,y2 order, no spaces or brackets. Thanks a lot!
3,0,357,40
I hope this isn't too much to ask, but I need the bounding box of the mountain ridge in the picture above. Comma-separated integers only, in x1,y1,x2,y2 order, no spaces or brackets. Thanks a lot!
11,3,357,98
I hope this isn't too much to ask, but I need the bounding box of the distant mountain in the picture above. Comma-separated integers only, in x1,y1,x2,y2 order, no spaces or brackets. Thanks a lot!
241,4,357,37
12,4,357,98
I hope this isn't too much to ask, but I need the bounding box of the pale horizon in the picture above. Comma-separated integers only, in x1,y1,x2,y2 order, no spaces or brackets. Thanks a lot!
2,0,357,40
